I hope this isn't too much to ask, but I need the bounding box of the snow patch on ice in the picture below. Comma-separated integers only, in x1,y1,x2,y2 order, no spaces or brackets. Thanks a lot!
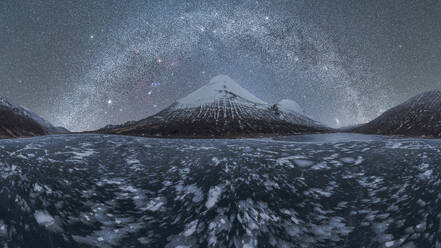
34,210,55,226
0,220,7,238
183,220,198,237
71,149,96,160
340,157,355,163
176,184,204,203
34,210,62,232
142,197,167,212
293,159,314,167
206,185,223,209
33,183,43,192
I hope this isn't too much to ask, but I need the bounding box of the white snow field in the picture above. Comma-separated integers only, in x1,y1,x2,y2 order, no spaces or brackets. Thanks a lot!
175,75,267,109
276,99,304,115
0,133,440,247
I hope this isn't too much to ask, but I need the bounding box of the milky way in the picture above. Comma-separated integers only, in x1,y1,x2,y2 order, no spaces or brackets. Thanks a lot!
1,0,440,131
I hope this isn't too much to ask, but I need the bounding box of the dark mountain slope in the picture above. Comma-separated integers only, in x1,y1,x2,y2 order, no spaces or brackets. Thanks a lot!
349,90,441,137
0,96,68,138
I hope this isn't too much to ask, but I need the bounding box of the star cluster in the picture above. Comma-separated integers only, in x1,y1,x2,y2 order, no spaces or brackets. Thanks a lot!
1,0,440,131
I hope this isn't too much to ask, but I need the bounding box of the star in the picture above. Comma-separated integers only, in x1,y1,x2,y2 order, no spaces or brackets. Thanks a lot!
23,0,438,132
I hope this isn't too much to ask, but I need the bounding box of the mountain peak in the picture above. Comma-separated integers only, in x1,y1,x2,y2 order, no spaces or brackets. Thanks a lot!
206,74,236,86
0,95,14,108
175,75,266,108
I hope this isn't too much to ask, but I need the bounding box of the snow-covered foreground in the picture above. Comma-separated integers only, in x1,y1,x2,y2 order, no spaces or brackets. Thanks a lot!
1,134,441,248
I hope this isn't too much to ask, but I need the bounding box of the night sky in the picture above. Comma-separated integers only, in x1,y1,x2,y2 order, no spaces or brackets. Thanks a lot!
1,0,440,131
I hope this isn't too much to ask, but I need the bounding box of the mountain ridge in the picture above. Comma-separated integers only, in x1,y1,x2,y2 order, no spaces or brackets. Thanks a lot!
0,96,69,138
98,75,330,138
347,90,441,137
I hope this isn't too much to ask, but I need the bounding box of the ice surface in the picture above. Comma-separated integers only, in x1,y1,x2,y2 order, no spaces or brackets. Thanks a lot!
1,133,441,247
70,149,96,160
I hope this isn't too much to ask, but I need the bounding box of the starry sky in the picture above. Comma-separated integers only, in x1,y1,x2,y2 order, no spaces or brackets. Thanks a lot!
1,0,440,131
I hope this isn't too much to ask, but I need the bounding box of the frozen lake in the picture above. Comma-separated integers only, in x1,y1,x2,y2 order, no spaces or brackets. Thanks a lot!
1,133,440,247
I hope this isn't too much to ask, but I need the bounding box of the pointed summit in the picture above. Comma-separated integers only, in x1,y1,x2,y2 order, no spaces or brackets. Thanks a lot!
98,75,329,138
175,75,266,108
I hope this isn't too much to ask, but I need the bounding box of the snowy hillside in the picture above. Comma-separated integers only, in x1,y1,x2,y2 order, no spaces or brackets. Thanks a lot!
99,75,330,137
349,90,441,137
276,99,304,115
0,96,68,138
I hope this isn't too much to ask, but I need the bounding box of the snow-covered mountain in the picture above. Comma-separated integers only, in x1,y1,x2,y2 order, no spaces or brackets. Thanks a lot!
99,75,330,137
349,90,441,137
0,96,68,138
